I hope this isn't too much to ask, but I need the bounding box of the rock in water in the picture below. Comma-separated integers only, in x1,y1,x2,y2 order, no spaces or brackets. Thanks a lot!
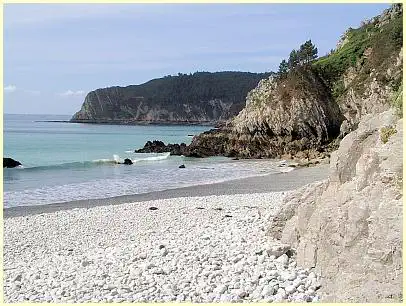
179,164,186,169
123,158,133,165
135,140,187,156
3,158,22,168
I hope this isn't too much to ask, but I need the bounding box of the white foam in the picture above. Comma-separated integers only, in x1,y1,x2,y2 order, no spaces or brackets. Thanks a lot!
113,154,122,164
132,152,170,163
92,158,113,163
279,167,295,173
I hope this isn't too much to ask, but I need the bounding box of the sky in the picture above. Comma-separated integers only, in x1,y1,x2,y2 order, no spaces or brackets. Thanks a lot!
4,3,390,115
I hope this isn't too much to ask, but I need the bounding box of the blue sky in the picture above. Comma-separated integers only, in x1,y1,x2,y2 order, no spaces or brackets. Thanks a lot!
4,3,390,115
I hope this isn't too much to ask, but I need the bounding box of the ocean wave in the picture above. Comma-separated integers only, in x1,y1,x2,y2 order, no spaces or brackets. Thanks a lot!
6,152,172,172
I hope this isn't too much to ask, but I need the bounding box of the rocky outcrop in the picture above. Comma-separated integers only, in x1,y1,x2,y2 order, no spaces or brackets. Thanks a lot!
71,72,271,125
186,68,343,159
268,110,403,302
135,140,187,156
3,158,22,168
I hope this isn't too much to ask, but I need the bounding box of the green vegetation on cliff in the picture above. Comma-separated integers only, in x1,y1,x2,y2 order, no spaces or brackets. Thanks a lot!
314,6,402,96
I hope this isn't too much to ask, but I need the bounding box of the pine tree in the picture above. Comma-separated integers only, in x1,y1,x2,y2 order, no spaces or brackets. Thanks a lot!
278,59,289,77
288,50,299,68
301,40,318,63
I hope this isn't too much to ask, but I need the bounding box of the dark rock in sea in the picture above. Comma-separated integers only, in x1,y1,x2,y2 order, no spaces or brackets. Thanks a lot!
149,207,158,211
179,164,186,168
123,158,133,165
135,140,187,156
3,157,22,168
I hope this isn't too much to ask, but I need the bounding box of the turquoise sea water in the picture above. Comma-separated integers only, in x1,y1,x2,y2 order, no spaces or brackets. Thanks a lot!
4,114,280,208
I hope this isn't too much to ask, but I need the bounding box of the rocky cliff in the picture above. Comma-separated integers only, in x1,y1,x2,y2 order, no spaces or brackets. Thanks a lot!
268,109,403,302
185,67,343,158
262,5,403,301
185,4,402,160
71,72,271,124
314,3,403,132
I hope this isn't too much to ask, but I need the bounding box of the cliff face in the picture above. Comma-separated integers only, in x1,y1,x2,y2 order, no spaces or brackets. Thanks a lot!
233,69,342,143
71,72,271,124
187,68,343,158
268,110,403,302
186,4,402,160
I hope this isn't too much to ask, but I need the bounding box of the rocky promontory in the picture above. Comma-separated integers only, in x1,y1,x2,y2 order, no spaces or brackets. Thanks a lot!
186,67,343,159
70,72,271,125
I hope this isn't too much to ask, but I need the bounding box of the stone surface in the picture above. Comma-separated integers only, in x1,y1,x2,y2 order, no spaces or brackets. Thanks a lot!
4,192,322,303
268,110,403,302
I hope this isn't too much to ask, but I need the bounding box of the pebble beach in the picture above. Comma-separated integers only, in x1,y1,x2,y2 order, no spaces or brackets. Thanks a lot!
3,189,323,303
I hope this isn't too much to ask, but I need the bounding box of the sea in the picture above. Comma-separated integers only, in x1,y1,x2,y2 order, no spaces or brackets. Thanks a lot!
3,114,281,208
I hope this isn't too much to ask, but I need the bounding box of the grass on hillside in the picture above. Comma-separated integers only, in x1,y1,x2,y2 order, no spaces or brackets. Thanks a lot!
313,13,402,99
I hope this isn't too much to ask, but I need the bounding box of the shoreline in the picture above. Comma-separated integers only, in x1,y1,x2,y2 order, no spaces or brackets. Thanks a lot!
37,120,217,127
4,164,329,218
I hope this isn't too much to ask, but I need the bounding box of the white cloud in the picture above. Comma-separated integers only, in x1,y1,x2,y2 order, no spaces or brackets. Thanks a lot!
4,85,17,93
58,90,85,97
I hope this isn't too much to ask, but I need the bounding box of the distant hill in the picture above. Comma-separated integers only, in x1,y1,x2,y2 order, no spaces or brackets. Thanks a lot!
70,71,272,125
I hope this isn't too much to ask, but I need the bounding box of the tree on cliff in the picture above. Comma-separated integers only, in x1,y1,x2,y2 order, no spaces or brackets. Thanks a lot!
298,40,318,64
288,50,299,68
278,59,289,77
282,41,318,73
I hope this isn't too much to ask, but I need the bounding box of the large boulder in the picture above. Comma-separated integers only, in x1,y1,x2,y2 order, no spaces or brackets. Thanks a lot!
3,158,22,168
267,110,403,302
